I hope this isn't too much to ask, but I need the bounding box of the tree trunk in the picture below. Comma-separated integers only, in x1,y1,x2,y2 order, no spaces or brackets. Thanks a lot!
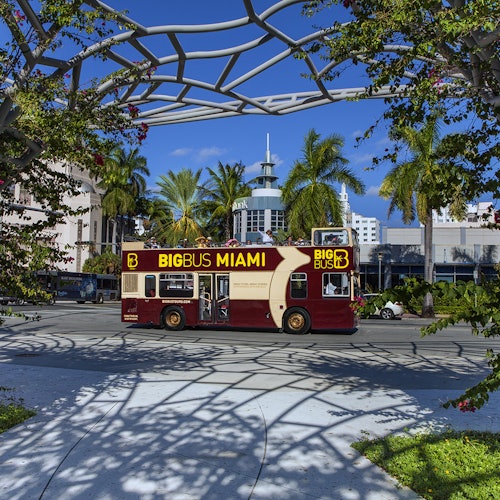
111,218,118,255
422,210,435,318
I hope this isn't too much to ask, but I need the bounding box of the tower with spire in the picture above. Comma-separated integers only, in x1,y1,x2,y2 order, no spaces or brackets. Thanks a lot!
232,134,286,243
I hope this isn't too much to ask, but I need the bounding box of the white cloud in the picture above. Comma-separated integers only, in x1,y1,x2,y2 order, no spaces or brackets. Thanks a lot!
195,146,226,162
366,185,381,196
170,148,191,157
348,152,376,166
246,153,284,174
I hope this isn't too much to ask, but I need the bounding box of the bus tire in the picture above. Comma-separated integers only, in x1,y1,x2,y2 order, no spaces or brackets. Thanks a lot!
48,294,56,305
162,306,186,331
97,294,104,304
283,308,311,335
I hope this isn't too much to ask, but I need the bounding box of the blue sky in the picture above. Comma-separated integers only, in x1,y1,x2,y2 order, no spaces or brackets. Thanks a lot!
99,0,403,225
5,0,423,226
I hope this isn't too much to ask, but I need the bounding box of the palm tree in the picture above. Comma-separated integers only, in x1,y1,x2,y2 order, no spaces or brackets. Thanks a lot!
98,146,150,252
379,115,467,317
199,162,252,241
155,168,204,245
281,129,365,238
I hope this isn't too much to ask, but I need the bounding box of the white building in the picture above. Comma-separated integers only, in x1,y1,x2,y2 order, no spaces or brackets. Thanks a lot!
432,201,494,226
233,134,286,243
2,161,104,272
349,211,380,244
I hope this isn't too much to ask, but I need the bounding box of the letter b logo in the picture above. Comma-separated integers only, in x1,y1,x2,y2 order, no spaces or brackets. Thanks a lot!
127,253,138,269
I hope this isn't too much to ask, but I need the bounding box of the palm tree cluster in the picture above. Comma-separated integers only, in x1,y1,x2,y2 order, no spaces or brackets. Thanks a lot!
282,129,365,238
96,131,365,249
97,146,150,251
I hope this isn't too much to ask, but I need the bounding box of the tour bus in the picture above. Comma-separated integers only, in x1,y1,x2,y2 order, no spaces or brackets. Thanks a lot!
35,271,119,304
121,228,360,334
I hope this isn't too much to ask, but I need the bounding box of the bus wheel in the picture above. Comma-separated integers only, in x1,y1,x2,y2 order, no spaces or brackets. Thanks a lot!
283,308,311,335
163,306,186,331
48,294,56,305
97,294,104,304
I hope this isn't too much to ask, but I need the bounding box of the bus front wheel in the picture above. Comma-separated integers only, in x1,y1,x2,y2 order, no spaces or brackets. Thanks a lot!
162,306,186,331
283,308,311,335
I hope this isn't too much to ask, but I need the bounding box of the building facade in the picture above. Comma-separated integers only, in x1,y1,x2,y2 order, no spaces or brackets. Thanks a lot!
2,161,104,272
233,135,286,243
359,224,499,291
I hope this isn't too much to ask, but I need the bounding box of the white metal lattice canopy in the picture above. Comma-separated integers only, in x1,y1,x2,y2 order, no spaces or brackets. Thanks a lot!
0,0,431,166
1,1,404,126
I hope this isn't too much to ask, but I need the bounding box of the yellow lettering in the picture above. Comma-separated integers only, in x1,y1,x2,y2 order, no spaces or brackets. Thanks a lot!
234,253,246,267
217,253,229,267
127,253,139,269
246,252,260,267
158,254,168,268
334,249,349,269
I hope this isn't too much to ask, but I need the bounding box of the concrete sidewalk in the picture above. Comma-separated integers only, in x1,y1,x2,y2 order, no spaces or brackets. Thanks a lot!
1,337,499,499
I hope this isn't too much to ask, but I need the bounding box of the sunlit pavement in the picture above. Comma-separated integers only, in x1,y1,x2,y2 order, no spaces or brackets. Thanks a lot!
1,323,499,499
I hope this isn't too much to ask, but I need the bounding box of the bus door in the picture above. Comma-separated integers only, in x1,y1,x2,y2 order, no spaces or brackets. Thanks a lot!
198,273,230,323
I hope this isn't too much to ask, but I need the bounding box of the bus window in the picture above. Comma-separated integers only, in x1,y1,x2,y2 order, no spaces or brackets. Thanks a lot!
159,273,194,298
313,229,349,246
216,274,230,320
145,275,156,297
323,273,350,296
290,273,307,299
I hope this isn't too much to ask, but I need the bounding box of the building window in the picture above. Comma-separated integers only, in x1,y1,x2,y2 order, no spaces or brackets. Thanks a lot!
247,210,265,232
234,211,242,234
271,210,286,232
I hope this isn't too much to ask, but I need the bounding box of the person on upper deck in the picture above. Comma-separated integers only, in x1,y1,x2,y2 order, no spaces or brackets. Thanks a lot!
258,229,275,245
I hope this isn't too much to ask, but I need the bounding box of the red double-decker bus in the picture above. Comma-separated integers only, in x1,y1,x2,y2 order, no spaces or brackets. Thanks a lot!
121,227,360,334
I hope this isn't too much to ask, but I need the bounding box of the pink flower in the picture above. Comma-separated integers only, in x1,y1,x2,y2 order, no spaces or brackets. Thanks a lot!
457,400,477,413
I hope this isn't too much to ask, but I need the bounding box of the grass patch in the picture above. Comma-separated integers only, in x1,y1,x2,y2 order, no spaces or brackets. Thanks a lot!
0,387,36,434
352,430,500,499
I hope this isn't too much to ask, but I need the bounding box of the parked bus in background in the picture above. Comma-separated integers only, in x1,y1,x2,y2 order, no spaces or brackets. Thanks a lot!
121,228,360,334
35,271,119,304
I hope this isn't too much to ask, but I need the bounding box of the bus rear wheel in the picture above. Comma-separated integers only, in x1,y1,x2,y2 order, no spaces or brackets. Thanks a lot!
162,306,186,331
283,308,311,335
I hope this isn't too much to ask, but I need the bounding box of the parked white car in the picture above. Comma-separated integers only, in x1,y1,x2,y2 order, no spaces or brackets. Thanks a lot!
361,293,404,320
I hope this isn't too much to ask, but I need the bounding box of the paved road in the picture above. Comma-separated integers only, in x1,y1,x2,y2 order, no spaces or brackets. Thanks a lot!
1,304,499,499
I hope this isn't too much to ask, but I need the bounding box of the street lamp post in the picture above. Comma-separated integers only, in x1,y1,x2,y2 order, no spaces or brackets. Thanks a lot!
377,252,383,291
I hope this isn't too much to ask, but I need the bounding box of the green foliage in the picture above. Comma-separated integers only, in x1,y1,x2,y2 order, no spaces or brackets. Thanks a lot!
0,387,36,433
303,0,499,196
82,251,121,276
282,129,365,237
1,2,145,298
154,168,205,246
352,430,500,499
199,162,252,242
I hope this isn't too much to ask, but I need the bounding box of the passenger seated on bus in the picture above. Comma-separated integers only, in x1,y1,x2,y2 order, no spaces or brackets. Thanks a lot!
147,289,155,297
325,279,337,295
